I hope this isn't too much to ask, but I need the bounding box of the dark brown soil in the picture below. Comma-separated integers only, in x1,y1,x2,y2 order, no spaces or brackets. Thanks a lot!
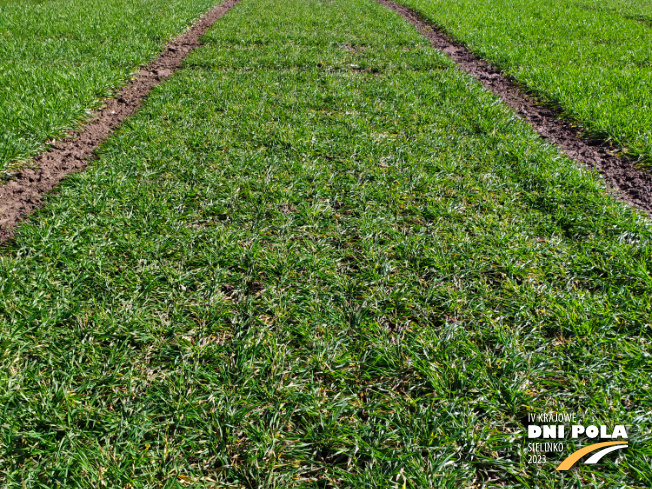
0,0,241,243
376,0,652,215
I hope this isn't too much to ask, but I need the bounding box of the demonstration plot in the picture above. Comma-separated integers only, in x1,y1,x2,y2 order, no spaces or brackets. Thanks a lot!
395,0,652,164
0,0,217,174
0,0,650,486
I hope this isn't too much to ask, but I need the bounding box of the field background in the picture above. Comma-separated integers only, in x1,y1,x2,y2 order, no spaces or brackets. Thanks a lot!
1,0,651,487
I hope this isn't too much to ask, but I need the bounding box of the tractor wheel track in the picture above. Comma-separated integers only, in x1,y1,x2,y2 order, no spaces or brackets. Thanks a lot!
376,0,652,215
0,0,241,243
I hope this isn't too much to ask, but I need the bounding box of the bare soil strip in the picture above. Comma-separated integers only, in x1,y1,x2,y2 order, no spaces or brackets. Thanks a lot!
0,0,241,242
376,0,652,215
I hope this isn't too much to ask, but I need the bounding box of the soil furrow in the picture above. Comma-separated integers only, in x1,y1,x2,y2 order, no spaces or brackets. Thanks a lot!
0,0,241,242
376,0,652,215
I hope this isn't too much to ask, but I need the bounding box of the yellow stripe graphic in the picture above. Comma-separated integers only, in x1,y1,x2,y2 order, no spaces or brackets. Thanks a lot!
556,441,628,471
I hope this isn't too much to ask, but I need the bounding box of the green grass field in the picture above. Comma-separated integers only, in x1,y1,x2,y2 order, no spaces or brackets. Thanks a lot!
1,0,651,487
0,0,217,174
394,0,652,164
